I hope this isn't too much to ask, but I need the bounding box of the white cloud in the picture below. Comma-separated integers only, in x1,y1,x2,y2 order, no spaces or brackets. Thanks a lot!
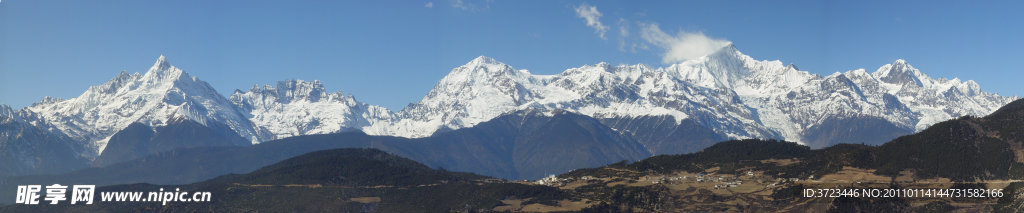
618,18,630,37
453,0,467,9
569,6,729,61
574,3,609,40
617,19,639,52
453,0,491,12
616,18,652,53
425,2,434,8
639,23,732,64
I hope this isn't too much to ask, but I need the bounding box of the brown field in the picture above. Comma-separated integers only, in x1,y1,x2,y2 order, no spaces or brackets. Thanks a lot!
348,197,381,203
531,164,1014,212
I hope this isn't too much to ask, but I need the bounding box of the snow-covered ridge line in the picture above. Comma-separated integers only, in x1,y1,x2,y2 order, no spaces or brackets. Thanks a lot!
229,79,393,141
13,46,1017,156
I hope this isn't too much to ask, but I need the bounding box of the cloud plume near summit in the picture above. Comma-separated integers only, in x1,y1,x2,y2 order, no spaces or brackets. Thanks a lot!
571,3,732,64
640,23,733,64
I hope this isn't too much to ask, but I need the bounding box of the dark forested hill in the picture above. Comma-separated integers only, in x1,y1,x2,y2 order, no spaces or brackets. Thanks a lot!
1,148,569,212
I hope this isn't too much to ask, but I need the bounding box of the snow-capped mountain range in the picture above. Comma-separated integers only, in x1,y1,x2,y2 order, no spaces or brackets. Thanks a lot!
2,45,1015,159
23,56,263,154
360,45,1012,151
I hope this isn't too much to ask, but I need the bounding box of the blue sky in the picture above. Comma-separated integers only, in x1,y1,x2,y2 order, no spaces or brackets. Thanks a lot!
2,0,1022,110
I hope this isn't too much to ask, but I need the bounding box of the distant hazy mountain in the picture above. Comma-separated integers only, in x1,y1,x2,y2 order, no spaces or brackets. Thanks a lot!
91,118,250,167
385,109,650,179
0,105,89,176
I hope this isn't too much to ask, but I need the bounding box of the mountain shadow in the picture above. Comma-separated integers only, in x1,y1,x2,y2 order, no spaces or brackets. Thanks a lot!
92,118,250,167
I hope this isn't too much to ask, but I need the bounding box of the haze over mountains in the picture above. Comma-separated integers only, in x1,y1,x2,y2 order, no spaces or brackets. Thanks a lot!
0,45,1015,178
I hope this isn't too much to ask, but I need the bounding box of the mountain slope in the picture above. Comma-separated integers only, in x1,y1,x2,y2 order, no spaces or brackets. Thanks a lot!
92,118,250,167
386,109,651,179
25,56,265,154
221,148,485,186
870,98,1024,180
0,105,89,176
